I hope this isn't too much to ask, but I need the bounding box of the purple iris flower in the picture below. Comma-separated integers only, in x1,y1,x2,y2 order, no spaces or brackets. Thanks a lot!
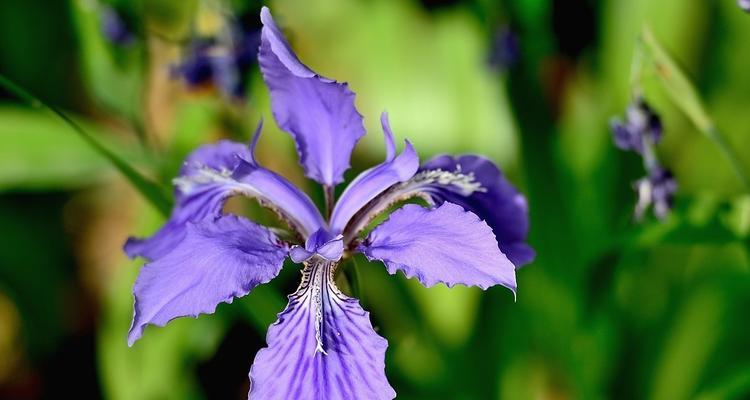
740,0,750,13
125,7,533,399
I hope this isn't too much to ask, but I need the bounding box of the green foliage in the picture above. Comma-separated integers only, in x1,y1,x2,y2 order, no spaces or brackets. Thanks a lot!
0,106,115,190
0,74,172,215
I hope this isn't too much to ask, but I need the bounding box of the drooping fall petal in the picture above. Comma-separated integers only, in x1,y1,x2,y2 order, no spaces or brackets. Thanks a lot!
128,215,288,345
249,261,395,400
359,202,516,293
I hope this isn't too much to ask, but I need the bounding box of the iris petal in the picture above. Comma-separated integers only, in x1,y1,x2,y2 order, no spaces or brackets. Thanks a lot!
259,7,366,186
249,260,395,399
359,202,516,293
128,215,287,345
124,140,250,260
125,125,326,261
329,112,419,235
420,155,534,266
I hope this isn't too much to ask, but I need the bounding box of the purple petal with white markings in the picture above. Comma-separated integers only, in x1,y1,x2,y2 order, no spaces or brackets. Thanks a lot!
420,154,534,267
359,202,516,292
128,215,287,345
249,260,395,400
233,158,326,237
125,126,326,261
124,140,250,260
259,7,366,186
329,113,419,234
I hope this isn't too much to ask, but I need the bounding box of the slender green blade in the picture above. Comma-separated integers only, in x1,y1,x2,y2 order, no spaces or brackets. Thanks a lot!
641,27,750,190
0,74,172,215
640,26,713,132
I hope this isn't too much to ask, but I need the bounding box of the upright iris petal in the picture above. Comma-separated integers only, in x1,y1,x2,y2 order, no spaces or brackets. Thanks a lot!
329,113,419,234
259,8,366,186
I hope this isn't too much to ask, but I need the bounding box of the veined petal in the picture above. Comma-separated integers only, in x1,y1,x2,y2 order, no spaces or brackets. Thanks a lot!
232,158,327,237
259,7,366,186
359,203,516,293
125,129,326,261
329,113,419,234
128,215,287,346
124,140,250,260
420,155,534,266
249,260,395,400
178,140,250,182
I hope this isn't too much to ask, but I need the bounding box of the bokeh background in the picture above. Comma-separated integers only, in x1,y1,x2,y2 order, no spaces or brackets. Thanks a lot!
2,0,750,399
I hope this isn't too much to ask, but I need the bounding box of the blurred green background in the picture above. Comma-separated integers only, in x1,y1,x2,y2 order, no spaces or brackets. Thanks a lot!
1,0,750,399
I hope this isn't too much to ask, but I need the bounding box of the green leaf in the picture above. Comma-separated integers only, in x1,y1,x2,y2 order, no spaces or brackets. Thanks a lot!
696,365,750,400
0,106,114,190
640,26,712,133
640,27,750,190
70,0,143,121
0,74,172,215
649,288,725,400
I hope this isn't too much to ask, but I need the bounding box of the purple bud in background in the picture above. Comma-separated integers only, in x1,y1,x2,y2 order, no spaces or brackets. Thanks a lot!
610,119,643,154
171,39,214,86
740,0,750,13
610,97,662,154
171,27,260,99
488,27,520,71
634,166,677,220
611,96,676,221
100,6,134,46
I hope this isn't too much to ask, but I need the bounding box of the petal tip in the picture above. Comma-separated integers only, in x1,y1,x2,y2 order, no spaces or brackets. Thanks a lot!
259,6,272,23
126,324,141,347
123,237,145,260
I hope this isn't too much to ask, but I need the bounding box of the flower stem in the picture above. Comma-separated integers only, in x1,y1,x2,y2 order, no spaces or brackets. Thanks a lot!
348,256,363,302
324,185,335,218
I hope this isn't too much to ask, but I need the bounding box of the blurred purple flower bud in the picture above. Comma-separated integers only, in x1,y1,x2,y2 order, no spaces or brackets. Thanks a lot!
100,6,134,46
488,27,520,71
634,166,677,220
171,39,214,86
171,26,260,99
610,97,662,154
740,0,750,13
610,119,643,154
